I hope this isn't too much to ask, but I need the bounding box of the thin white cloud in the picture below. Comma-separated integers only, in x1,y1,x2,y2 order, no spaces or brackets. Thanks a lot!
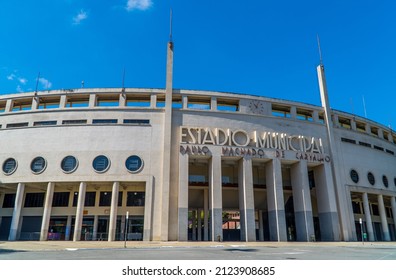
18,77,28,85
126,0,153,11
39,77,52,89
73,9,88,25
16,85,23,93
7,74,16,80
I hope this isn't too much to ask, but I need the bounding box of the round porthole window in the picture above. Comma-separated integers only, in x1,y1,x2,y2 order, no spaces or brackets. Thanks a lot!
31,156,47,174
2,158,17,175
61,156,78,173
382,175,389,188
350,169,359,184
93,155,110,173
367,172,375,186
125,155,144,173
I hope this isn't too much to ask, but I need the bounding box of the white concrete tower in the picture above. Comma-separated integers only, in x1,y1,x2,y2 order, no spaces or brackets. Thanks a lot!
158,10,174,241
316,37,355,241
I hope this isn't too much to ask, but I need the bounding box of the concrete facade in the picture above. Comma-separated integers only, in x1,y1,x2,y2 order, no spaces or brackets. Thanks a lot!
0,44,396,242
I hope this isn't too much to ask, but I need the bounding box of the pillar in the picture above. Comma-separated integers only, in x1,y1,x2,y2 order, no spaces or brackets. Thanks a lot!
204,189,209,241
313,163,340,241
238,157,256,241
291,161,315,241
378,194,391,241
197,209,202,241
73,182,86,241
65,215,72,241
93,215,99,240
266,159,287,241
391,197,396,234
178,153,189,241
143,176,154,241
362,193,375,241
108,181,119,241
192,210,197,241
258,210,264,241
40,182,55,241
9,183,25,241
210,154,223,241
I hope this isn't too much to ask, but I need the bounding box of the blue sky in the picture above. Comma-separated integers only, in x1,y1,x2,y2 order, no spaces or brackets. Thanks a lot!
0,0,395,127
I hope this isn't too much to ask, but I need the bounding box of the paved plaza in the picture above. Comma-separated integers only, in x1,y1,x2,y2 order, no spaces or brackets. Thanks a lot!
1,241,396,260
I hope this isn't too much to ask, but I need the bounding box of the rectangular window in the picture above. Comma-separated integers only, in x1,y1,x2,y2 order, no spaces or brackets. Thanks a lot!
6,122,29,128
96,95,119,107
338,117,351,129
356,122,366,133
126,95,151,107
272,104,291,118
33,121,57,126
99,192,111,207
371,127,379,137
341,137,356,144
371,204,379,216
12,99,32,111
38,97,60,109
2,193,16,208
187,97,211,110
62,119,87,125
92,119,118,124
373,145,384,151
352,201,361,214
296,109,313,122
72,191,96,207
85,192,96,207
126,192,145,207
359,141,371,148
386,149,395,155
118,192,123,207
66,95,89,108
52,192,70,207
123,119,150,125
24,193,45,207
172,96,182,109
217,99,239,112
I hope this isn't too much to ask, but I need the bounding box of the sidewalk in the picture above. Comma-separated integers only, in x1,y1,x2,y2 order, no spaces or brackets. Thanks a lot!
1,240,396,251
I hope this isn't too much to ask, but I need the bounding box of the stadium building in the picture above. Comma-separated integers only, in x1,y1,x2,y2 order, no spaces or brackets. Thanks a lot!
0,37,396,243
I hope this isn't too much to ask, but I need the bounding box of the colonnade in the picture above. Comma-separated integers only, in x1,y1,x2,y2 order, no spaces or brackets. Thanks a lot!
357,192,396,241
5,179,153,242
178,152,341,242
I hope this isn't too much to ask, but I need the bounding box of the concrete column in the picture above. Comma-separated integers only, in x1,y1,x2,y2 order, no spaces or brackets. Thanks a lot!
391,197,396,233
211,96,217,111
197,209,202,241
178,153,189,241
88,93,97,108
119,92,127,107
362,193,375,241
312,110,319,123
5,99,13,112
258,210,264,241
73,182,86,241
108,181,119,241
31,96,39,110
291,161,315,241
204,188,209,241
192,210,197,241
182,95,188,109
209,154,223,241
313,163,340,241
150,94,157,108
40,182,55,241
238,157,256,241
378,194,391,241
93,215,99,241
290,106,297,119
143,176,154,241
59,95,67,108
9,183,25,241
266,159,287,241
65,215,72,241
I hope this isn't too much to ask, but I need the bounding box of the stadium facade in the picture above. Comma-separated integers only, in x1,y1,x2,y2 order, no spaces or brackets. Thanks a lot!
0,39,396,243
